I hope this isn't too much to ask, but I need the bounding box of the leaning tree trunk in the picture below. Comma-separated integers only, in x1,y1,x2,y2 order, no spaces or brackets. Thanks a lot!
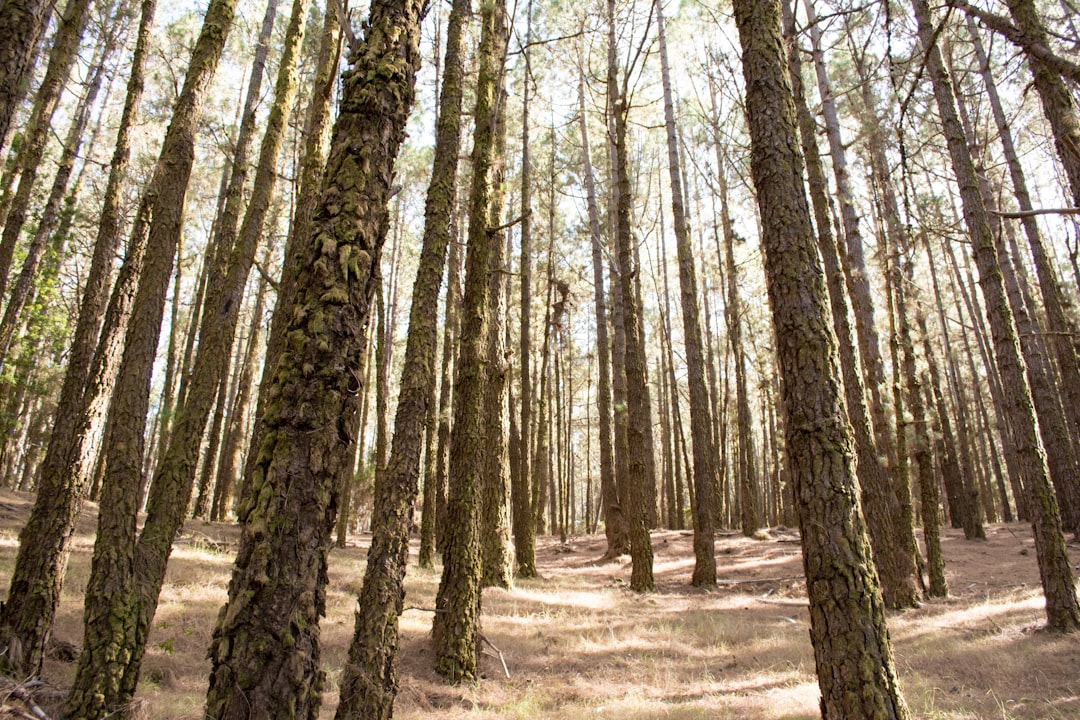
62,0,239,716
912,0,1080,633
0,0,51,160
0,0,93,302
0,0,155,680
732,0,911,715
203,0,426,715
783,0,919,609
331,0,468,708
237,5,341,516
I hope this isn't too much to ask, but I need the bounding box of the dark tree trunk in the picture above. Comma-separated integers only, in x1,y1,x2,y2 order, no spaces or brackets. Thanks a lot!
912,0,1080,632
202,0,426,714
63,0,239,715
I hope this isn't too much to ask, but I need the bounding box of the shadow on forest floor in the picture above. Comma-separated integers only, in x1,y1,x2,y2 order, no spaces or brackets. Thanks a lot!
1,488,1078,719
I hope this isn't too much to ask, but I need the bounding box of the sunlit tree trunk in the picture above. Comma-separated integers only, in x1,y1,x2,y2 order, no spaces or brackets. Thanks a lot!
656,0,714,583
732,0,911,714
783,0,919,608
63,0,239,714
432,0,508,683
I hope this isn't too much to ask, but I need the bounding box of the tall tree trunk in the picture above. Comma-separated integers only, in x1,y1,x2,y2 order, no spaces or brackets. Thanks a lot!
0,0,93,301
911,0,1080,632
656,0,715,584
732,0,911,714
203,0,425,714
63,0,240,715
333,2,469,696
967,16,1080,470
0,0,155,678
432,0,508,684
515,0,536,577
578,66,623,557
783,0,919,608
607,0,653,592
481,108,513,588
238,5,341,515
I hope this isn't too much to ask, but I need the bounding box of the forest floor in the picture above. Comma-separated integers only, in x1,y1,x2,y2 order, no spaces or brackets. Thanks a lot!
1,488,1079,719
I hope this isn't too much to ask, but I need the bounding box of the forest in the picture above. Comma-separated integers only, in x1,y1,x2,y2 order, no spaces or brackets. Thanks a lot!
0,0,1079,716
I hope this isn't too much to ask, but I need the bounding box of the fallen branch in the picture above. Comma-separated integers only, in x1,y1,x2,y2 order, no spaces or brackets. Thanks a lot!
480,634,510,679
0,678,52,720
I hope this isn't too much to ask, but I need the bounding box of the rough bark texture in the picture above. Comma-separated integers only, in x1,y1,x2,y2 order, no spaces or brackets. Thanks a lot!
0,0,155,672
332,0,467,709
783,2,918,608
732,0,911,715
999,0,1080,209
202,0,425,715
432,0,508,685
912,0,1080,633
968,16,1080,486
607,0,652,591
62,1,237,716
239,6,341,515
656,0,715,584
578,69,623,558
0,0,51,160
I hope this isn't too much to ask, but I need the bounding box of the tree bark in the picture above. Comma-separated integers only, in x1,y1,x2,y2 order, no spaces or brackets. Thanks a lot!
63,0,239,715
656,0,715,584
732,0,911,714
201,0,425,715
0,0,51,160
432,0,508,684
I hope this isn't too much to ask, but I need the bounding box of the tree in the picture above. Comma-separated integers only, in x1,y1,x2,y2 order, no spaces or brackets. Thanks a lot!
432,0,508,683
607,0,653,592
911,0,1080,633
62,0,239,714
0,0,52,161
331,0,469,710
202,0,428,711
731,0,911,714
656,0,715,585
0,0,155,680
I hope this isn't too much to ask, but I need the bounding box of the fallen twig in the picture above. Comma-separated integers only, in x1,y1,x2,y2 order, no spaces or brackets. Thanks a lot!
480,634,510,679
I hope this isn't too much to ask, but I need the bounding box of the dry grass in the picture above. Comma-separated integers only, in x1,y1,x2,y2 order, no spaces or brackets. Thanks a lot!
1,488,1078,719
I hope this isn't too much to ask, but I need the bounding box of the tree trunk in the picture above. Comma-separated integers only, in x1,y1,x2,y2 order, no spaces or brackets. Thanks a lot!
203,0,425,714
0,0,51,160
656,0,715,584
63,0,239,715
783,0,919,608
237,5,341,516
331,0,467,709
732,0,911,714
911,0,1080,632
431,0,507,684
578,66,623,557
0,0,155,678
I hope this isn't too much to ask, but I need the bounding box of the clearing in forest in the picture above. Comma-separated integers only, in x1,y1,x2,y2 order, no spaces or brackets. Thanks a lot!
0,487,1077,719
